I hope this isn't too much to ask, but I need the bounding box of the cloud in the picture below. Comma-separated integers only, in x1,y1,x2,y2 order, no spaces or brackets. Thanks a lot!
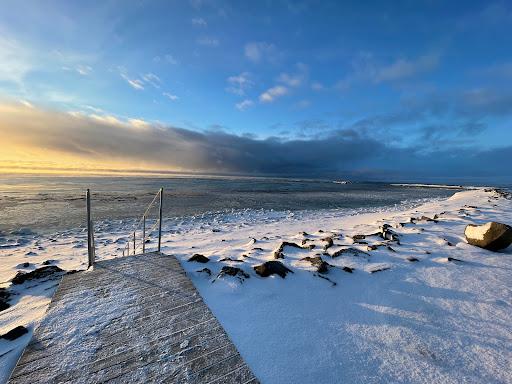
259,85,288,103
277,63,308,87
142,73,161,88
226,72,253,96
75,65,93,76
338,52,440,89
311,82,325,91
244,41,280,63
192,17,207,27
120,73,144,90
0,37,34,84
196,36,219,47
1,101,511,181
153,54,178,65
235,99,254,111
163,92,179,101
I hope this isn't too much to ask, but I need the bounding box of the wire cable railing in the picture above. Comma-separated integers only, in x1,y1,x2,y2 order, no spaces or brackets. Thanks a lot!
86,187,164,268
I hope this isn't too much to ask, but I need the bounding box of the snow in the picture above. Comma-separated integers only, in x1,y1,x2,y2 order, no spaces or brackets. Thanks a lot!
1,188,511,383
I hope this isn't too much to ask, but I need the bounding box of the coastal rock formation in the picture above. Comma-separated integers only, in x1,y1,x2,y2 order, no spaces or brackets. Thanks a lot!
188,254,210,263
11,266,64,285
0,288,10,312
1,325,28,341
464,222,512,251
301,256,331,274
273,241,314,259
254,261,293,278
214,266,250,282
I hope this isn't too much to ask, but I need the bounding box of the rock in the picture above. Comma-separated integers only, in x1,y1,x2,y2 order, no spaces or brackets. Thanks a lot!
447,257,463,262
254,261,293,278
219,257,244,262
464,222,512,251
301,256,331,274
341,266,354,273
352,234,366,241
0,288,10,312
273,241,314,259
1,325,28,341
331,247,369,258
188,254,209,263
215,266,250,282
386,246,396,252
406,256,419,262
369,266,390,273
16,262,30,268
321,237,334,251
314,273,337,286
11,266,64,285
197,268,212,276
367,245,378,251
42,259,56,265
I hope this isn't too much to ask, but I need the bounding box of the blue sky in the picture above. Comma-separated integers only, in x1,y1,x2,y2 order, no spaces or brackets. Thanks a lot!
1,0,512,181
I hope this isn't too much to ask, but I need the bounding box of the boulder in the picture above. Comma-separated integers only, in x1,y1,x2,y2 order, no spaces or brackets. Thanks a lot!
301,256,330,274
188,254,209,263
254,261,293,278
464,222,512,251
11,266,64,285
0,288,10,312
1,325,28,341
215,266,250,282
273,241,314,259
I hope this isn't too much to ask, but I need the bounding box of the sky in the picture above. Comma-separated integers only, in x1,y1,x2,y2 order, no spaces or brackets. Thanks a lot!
0,0,511,182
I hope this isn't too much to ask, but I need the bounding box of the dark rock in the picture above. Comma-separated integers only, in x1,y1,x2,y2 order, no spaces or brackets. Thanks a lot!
197,268,212,276
369,266,390,273
0,300,9,312
387,246,396,252
380,228,400,244
273,241,314,259
215,266,250,282
321,237,334,251
16,262,30,268
252,247,264,251
1,325,28,341
42,259,56,265
318,230,324,233
219,257,244,262
367,245,378,251
188,254,209,263
341,266,354,273
0,288,10,311
464,222,512,251
254,261,293,278
331,247,369,258
211,228,221,233
406,256,419,262
301,256,331,274
11,266,64,285
352,234,366,241
447,257,463,262
299,231,310,236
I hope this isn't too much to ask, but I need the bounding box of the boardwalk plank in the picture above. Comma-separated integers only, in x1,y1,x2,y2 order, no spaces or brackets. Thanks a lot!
9,252,258,384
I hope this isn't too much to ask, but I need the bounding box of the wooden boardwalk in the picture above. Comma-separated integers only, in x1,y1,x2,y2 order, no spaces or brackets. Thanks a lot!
9,252,258,384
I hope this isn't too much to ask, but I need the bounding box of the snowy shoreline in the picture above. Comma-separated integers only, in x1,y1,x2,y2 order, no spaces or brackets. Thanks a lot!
1,188,511,383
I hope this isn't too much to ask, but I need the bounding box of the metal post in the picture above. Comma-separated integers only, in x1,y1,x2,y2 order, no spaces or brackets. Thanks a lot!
142,215,146,254
86,189,94,268
133,231,136,255
158,187,163,252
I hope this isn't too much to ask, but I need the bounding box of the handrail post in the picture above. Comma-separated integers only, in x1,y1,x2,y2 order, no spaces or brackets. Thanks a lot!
86,189,94,268
142,215,146,254
133,231,136,255
158,187,163,252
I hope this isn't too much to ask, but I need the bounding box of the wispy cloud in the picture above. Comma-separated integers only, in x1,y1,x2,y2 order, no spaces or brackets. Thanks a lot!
75,65,93,76
226,72,253,96
121,73,144,90
244,41,280,63
259,85,288,103
235,99,254,111
163,92,179,101
142,73,161,88
277,63,308,87
192,17,207,27
196,36,219,47
153,54,178,65
338,52,440,89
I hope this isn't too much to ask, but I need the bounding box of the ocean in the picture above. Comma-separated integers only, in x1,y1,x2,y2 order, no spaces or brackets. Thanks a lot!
0,175,462,235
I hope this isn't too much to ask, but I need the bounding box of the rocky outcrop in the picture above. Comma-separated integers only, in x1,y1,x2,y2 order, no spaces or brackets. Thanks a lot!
11,266,64,285
301,256,331,274
188,254,210,263
330,247,369,258
0,288,10,312
1,325,28,341
464,222,512,251
254,261,293,278
214,266,250,282
273,241,314,259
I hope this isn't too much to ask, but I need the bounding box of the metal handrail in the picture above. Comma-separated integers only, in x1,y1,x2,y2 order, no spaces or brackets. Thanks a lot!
86,187,164,269
121,188,164,257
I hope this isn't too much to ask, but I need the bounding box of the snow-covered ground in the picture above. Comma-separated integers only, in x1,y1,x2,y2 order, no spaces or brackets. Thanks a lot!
1,188,511,383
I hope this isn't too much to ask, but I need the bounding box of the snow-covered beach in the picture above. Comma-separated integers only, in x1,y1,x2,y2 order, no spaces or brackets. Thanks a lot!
1,187,511,383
